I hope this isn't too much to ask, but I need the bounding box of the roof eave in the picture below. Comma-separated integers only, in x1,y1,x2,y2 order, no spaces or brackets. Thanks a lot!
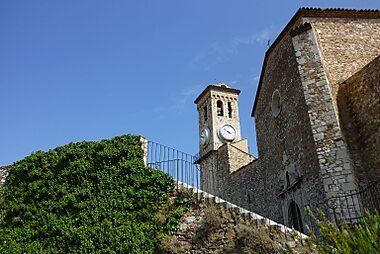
194,85,241,104
251,7,380,117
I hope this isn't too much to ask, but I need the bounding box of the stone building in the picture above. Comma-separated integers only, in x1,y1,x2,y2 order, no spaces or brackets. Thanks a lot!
195,8,380,233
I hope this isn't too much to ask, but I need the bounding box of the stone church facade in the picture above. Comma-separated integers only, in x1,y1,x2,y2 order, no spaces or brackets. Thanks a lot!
195,8,380,233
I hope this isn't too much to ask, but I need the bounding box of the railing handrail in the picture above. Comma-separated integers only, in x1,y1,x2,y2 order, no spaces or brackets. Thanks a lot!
146,140,200,191
147,140,195,160
325,180,380,202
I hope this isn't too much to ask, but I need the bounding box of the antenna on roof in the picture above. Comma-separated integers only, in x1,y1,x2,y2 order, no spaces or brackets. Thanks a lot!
267,40,271,48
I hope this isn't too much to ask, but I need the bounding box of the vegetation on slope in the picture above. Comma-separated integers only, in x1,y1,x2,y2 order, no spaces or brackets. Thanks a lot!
161,204,316,254
2,133,378,253
308,209,380,254
0,135,184,253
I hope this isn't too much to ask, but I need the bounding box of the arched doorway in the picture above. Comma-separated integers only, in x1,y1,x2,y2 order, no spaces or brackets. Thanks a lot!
288,201,304,233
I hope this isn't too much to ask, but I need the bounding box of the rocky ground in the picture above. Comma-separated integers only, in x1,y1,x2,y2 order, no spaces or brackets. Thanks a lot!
160,201,318,254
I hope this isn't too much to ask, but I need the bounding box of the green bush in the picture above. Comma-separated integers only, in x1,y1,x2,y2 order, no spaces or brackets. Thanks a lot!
307,209,380,254
0,135,177,253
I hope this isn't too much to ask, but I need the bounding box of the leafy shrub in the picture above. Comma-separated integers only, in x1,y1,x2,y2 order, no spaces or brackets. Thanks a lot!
0,135,176,253
307,209,380,254
157,188,194,254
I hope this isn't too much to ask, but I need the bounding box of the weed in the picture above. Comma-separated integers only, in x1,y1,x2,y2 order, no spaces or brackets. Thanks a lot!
224,224,281,254
160,235,191,254
193,205,224,244
307,208,380,254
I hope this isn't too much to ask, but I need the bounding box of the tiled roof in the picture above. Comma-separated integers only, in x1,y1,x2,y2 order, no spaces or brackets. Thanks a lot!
299,7,380,14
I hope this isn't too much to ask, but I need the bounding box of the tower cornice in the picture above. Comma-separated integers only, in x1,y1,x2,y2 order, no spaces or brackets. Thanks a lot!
194,84,240,105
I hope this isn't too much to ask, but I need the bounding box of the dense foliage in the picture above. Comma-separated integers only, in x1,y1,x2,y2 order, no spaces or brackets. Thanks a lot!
0,135,178,253
308,209,380,254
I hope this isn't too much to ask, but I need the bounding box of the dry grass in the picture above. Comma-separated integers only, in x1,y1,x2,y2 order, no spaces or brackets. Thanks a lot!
224,224,283,254
159,199,317,253
192,205,224,245
160,235,191,254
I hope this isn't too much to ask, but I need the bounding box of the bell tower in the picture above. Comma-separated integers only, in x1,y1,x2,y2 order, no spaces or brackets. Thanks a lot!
194,84,244,155
195,83,254,195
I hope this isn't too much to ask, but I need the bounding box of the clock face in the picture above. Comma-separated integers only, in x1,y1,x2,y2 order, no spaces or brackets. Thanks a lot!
218,124,236,142
200,128,210,145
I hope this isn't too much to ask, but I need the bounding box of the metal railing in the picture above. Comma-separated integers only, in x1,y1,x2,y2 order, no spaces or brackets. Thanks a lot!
146,141,200,191
326,180,380,226
145,140,380,234
146,141,308,242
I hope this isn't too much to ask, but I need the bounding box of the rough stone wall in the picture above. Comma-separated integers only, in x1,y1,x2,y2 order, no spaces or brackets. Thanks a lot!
291,24,360,221
198,143,266,219
253,32,324,229
227,142,255,173
338,56,380,186
216,144,264,214
307,17,380,107
200,152,219,195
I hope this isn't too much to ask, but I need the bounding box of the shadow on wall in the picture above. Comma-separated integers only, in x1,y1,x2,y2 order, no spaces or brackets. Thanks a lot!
337,56,380,187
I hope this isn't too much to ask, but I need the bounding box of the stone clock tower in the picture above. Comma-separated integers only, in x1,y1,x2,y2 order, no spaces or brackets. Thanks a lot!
194,83,254,195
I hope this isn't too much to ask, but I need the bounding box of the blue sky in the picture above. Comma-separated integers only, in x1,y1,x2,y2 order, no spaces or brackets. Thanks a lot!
1,1,379,165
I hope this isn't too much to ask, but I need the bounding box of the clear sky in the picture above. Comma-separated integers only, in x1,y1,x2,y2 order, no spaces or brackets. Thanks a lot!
1,0,379,165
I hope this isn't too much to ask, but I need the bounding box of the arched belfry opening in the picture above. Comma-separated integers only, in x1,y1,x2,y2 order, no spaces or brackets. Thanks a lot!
227,102,232,118
217,100,224,116
288,201,304,233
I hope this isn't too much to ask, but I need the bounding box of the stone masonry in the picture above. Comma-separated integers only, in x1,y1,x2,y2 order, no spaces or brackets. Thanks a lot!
197,8,380,233
291,23,359,214
2,8,377,237
338,56,380,186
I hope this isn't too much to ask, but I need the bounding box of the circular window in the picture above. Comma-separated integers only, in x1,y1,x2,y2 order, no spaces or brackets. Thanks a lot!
271,89,281,117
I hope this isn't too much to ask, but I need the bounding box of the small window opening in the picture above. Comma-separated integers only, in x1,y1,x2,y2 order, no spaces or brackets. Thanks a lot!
203,106,208,122
217,100,223,116
247,193,252,204
286,171,290,188
271,89,282,117
227,102,232,118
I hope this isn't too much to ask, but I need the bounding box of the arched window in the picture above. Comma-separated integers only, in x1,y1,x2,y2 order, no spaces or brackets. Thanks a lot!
286,171,290,188
288,201,304,233
203,106,208,122
217,100,223,116
228,102,232,118
271,89,281,117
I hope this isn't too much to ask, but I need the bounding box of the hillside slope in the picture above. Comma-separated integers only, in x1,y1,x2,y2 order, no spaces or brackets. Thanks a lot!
1,135,317,253
0,135,178,253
